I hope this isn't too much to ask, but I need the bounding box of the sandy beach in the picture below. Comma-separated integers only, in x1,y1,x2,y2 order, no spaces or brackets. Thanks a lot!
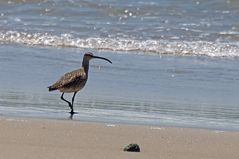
0,117,238,159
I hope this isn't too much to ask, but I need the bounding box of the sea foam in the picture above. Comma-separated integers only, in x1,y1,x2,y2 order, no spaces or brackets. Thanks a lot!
1,30,239,57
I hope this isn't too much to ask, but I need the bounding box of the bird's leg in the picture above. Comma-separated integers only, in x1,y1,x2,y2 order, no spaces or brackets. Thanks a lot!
61,92,73,113
70,92,77,114
71,92,77,107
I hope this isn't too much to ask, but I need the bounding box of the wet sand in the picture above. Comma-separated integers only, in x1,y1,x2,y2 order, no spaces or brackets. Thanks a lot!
0,117,239,159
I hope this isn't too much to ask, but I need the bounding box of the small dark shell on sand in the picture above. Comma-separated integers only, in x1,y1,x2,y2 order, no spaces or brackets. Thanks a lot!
123,143,140,152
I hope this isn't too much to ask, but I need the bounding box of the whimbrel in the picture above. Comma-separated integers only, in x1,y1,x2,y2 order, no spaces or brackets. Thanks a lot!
48,52,112,114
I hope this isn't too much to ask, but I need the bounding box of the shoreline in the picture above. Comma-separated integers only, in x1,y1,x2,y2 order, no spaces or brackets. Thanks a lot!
1,116,239,159
1,113,239,132
2,110,239,132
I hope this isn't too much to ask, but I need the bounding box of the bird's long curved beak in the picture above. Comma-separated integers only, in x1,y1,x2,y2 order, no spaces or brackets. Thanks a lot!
92,55,112,64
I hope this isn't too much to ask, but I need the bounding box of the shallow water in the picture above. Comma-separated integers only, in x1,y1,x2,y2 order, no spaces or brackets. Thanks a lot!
0,44,239,130
0,0,239,130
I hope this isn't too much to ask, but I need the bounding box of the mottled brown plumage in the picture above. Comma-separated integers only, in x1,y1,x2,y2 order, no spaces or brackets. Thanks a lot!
49,68,87,93
48,52,112,114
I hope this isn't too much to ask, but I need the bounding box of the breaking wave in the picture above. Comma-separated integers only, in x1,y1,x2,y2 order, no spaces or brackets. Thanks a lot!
1,31,239,57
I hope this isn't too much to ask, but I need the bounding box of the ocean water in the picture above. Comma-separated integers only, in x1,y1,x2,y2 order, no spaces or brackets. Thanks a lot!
0,0,239,131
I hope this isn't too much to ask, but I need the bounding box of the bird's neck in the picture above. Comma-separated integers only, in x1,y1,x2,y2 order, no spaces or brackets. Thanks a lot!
82,59,89,74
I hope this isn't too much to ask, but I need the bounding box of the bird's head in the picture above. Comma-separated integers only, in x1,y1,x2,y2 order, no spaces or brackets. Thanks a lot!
83,52,112,64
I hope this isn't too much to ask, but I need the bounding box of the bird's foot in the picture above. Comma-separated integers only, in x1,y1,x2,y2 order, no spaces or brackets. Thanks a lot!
69,111,78,115
68,111,78,120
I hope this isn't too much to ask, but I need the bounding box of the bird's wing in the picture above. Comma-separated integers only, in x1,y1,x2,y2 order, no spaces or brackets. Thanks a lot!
50,68,86,89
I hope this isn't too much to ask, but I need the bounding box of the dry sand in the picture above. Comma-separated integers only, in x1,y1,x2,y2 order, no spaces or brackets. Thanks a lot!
0,117,239,159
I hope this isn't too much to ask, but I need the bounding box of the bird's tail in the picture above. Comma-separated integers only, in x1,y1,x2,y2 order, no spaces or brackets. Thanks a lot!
48,86,57,92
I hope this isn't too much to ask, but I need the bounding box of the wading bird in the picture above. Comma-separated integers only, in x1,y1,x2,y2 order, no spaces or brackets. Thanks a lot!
48,52,112,114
